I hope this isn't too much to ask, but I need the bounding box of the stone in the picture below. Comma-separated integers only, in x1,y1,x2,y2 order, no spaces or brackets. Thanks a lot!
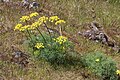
29,0,39,9
22,0,29,8
11,50,29,67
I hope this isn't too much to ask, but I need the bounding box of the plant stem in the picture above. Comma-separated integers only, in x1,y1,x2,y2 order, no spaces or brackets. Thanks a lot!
44,23,52,42
26,30,34,45
26,30,35,55
59,25,62,36
36,27,47,43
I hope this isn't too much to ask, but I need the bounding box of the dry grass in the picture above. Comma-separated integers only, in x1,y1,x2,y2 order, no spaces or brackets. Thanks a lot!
0,0,120,80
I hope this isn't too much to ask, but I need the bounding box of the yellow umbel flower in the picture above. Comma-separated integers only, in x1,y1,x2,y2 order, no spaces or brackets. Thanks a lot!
38,16,48,23
49,16,60,22
20,16,30,22
116,70,120,75
31,21,42,29
95,59,100,62
55,36,67,44
19,25,30,31
55,20,66,25
19,27,25,31
35,43,44,49
14,24,23,31
29,12,39,18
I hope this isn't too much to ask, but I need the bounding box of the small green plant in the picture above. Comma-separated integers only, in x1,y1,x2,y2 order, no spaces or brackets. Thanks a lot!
81,52,118,80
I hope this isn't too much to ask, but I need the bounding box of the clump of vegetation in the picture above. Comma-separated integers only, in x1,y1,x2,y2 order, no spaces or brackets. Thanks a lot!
81,52,119,80
28,33,77,65
14,12,78,66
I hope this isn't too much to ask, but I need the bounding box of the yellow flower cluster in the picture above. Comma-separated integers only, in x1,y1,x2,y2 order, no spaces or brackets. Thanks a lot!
14,18,45,32
49,16,60,22
14,13,66,32
19,25,31,31
54,36,67,44
95,59,100,62
29,12,39,18
49,16,66,25
116,70,120,75
35,43,44,49
55,20,66,25
14,24,32,31
15,12,41,31
20,12,39,22
38,16,48,23
14,24,23,31
31,21,42,29
20,16,30,22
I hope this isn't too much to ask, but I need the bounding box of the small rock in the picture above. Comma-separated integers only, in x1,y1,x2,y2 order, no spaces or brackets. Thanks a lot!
29,0,39,9
11,51,29,67
22,0,29,8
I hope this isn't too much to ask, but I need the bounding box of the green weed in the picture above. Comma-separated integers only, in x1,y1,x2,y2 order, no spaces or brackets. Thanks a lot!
81,52,118,80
